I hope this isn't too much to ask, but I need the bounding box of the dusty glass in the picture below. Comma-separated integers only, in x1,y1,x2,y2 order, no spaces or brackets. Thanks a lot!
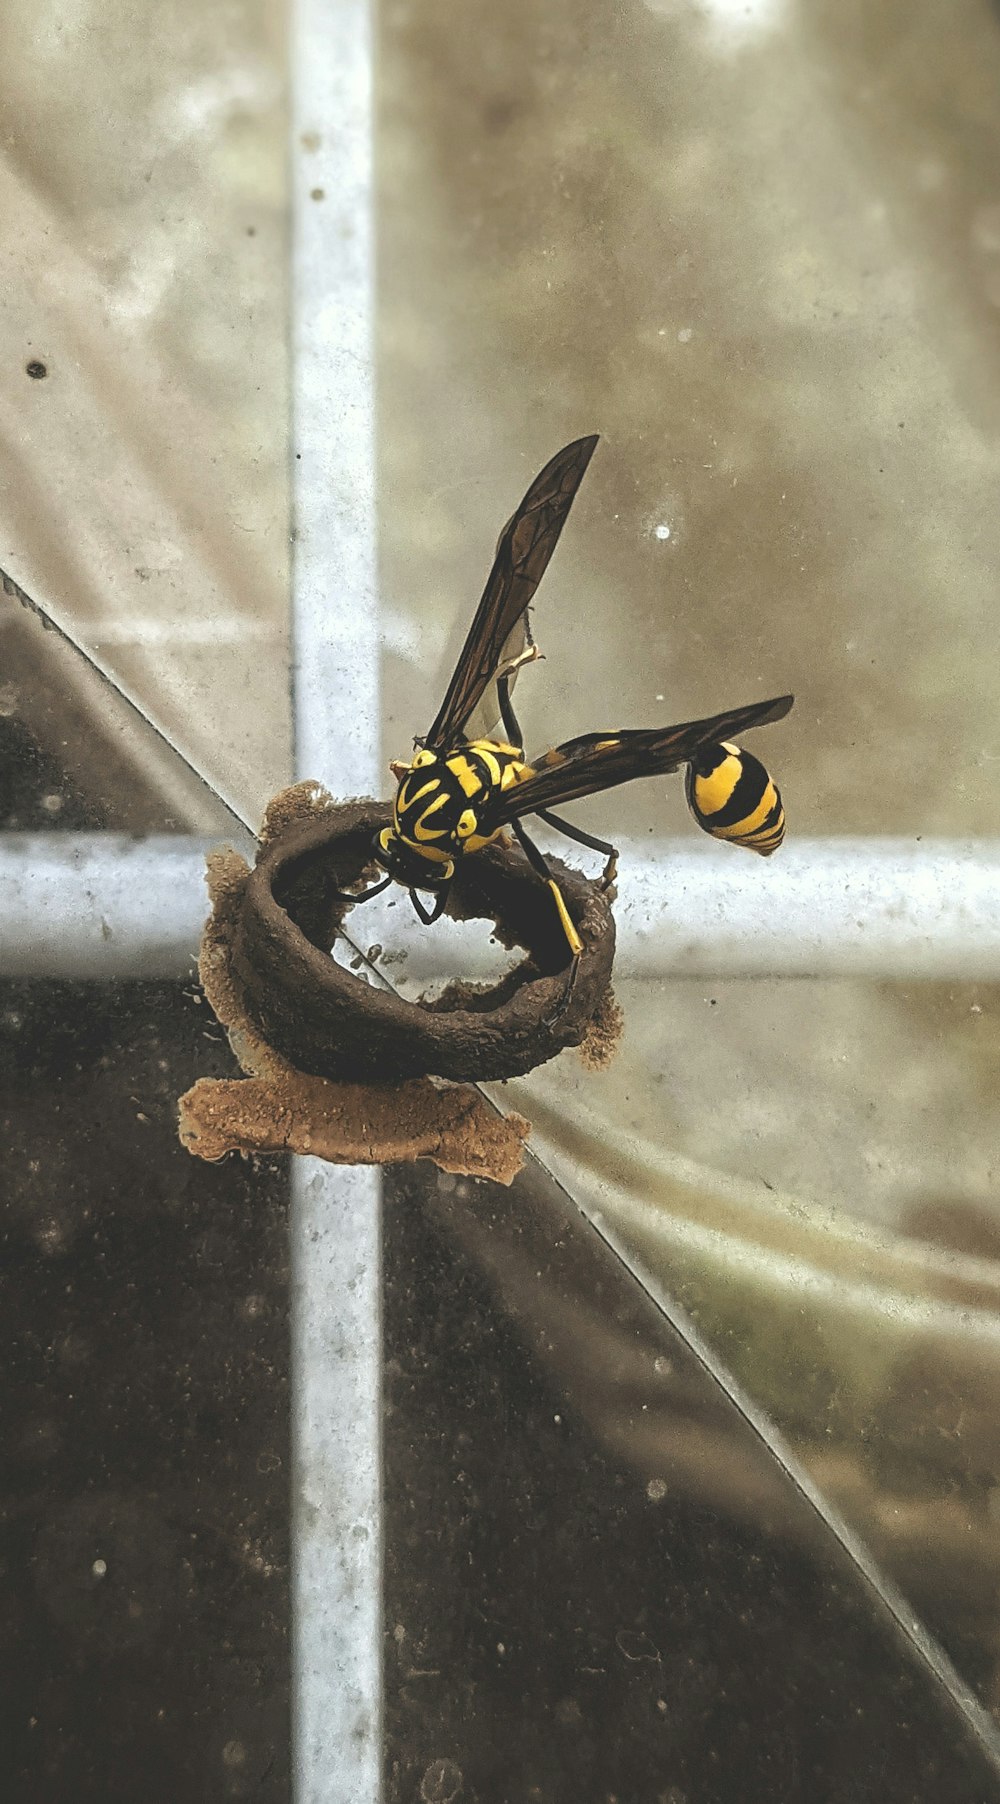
7,0,1000,1798
1,5,291,1798
377,0,1000,1763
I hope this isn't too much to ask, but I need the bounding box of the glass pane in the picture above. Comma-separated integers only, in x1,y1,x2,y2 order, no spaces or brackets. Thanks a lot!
377,0,1000,1739
0,0,290,825
2,7,291,1797
3,975,291,1801
2,601,291,1799
384,1154,1000,1801
505,973,1000,1710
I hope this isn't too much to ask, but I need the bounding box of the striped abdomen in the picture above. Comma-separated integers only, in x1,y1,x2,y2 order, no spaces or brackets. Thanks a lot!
684,740,785,856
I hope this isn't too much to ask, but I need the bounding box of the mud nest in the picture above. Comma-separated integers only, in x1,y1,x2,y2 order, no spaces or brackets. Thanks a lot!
227,791,617,1085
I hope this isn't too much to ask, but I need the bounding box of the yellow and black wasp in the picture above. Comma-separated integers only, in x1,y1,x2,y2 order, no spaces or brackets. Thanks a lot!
354,435,792,984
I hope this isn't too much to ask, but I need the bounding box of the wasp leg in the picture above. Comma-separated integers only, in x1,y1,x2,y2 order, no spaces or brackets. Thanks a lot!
533,808,619,888
409,885,450,926
333,875,393,906
510,818,582,1018
496,674,524,752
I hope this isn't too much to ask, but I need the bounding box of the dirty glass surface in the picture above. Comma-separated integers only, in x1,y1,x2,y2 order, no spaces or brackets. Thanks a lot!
0,0,291,824
1,6,292,1800
8,0,1000,1800
383,1157,1000,1803
377,0,1000,1757
1,601,291,1800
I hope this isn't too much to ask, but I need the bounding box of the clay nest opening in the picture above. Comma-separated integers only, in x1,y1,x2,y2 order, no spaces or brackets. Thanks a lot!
229,793,617,1085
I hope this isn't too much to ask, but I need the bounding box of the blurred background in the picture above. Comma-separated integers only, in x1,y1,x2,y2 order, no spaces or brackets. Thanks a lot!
0,0,289,825
5,0,1000,1784
377,0,1000,1717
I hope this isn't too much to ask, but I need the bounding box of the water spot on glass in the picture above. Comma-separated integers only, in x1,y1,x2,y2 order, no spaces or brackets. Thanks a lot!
419,1758,463,1802
646,1478,668,1502
555,1696,582,1725
36,1216,68,1256
615,1627,661,1662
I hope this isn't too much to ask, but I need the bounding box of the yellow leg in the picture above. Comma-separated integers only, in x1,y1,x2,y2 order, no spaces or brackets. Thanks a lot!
547,878,583,959
510,819,584,989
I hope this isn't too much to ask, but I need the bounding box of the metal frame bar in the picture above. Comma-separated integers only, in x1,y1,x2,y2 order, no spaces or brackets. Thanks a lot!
5,835,1000,982
290,2,381,1800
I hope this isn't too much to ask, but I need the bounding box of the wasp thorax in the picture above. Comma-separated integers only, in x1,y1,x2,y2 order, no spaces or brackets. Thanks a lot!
384,740,509,869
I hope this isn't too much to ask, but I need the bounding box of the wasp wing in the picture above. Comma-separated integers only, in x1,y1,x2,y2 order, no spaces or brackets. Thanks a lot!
489,694,794,822
424,435,599,751
460,608,537,745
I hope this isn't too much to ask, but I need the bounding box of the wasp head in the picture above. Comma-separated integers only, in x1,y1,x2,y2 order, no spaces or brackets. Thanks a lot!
371,825,454,890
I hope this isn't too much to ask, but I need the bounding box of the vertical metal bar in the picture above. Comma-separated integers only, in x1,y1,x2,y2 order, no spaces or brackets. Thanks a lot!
290,1,382,1800
291,14,380,785
291,1165,382,1804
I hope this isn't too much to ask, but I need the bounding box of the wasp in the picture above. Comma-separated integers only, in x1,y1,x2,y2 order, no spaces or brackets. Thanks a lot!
352,436,793,989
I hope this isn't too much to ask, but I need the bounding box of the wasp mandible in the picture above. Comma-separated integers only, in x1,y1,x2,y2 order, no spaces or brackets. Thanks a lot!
352,437,793,987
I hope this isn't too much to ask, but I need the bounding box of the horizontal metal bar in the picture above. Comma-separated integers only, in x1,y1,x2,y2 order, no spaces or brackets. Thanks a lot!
0,835,217,978
614,837,1000,980
3,834,1000,981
